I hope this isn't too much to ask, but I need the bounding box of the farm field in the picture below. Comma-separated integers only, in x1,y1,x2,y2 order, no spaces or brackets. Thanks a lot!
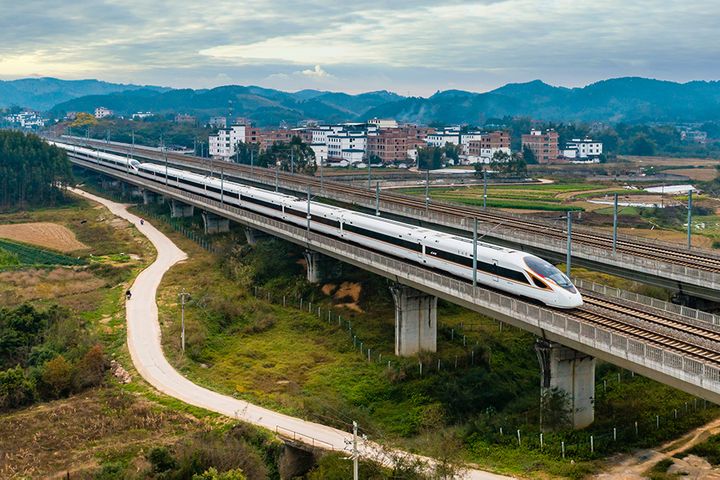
0,221,88,252
399,182,620,211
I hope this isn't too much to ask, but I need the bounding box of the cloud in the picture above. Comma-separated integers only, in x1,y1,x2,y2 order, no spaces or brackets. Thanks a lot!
299,65,333,79
1,0,720,96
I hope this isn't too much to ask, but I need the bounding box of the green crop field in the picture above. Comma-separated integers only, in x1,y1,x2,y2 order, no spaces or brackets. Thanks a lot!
0,238,85,266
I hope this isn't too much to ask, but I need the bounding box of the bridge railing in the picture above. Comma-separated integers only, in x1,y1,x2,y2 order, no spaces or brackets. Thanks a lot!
574,277,720,326
71,157,720,396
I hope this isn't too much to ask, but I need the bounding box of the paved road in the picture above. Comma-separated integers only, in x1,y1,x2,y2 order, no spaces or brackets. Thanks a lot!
72,188,510,480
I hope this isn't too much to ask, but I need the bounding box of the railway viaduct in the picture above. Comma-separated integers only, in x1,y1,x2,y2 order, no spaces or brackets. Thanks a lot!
62,140,720,430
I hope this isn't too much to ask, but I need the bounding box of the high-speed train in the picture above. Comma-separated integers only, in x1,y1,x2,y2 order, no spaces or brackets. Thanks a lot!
55,141,583,309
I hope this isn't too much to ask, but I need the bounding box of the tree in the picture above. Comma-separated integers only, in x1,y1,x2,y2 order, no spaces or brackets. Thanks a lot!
628,134,657,156
70,112,97,128
0,365,35,410
231,141,261,165
257,136,316,174
417,146,443,170
443,142,460,164
522,145,537,164
490,151,527,177
41,355,73,398
0,132,74,210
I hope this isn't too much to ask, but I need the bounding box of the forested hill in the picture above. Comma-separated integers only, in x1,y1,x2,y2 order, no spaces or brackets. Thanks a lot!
0,131,73,210
37,77,720,125
0,77,168,111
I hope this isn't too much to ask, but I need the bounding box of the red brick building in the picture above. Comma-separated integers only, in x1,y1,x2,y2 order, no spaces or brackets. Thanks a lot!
467,131,511,158
521,129,559,163
367,126,434,164
257,129,311,150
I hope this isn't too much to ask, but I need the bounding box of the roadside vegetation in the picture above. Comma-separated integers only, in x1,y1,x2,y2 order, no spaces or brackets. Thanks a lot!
141,197,720,479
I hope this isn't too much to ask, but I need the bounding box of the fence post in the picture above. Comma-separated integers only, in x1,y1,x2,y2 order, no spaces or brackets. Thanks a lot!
517,430,521,446
590,435,594,453
561,441,565,459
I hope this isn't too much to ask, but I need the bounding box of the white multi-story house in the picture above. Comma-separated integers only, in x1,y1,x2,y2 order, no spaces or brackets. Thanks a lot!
563,138,603,159
368,118,398,129
209,125,248,160
94,107,113,119
327,132,367,162
425,128,461,147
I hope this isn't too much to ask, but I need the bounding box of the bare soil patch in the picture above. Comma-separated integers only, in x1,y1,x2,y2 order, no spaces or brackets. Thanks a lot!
0,222,88,252
671,168,719,182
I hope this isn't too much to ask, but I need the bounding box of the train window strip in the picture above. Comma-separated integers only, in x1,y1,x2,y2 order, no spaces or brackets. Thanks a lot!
343,224,422,252
427,248,530,285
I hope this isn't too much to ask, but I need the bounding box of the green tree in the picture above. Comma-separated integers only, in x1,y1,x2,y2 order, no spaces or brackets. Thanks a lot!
257,136,316,174
41,355,73,398
0,365,35,410
417,146,443,170
522,145,536,164
628,134,657,156
231,141,261,165
0,132,73,210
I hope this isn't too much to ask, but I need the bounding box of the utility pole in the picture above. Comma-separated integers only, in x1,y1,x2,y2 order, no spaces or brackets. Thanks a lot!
566,212,572,277
472,217,478,287
687,189,693,250
367,157,372,190
162,136,168,185
483,170,488,209
424,169,430,212
306,185,311,235
220,167,225,204
612,193,618,255
375,182,380,216
250,148,254,174
320,156,324,194
352,421,359,480
275,163,279,192
290,147,295,174
178,289,191,354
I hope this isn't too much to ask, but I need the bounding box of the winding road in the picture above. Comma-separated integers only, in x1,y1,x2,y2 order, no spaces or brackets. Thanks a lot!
71,188,509,480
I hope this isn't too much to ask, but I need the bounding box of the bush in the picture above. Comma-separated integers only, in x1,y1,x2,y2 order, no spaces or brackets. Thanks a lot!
193,468,247,480
147,446,177,473
0,365,35,410
41,355,74,398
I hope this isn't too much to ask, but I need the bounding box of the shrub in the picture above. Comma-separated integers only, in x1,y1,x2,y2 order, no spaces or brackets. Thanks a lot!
147,446,177,473
193,467,247,480
0,365,36,409
41,355,74,398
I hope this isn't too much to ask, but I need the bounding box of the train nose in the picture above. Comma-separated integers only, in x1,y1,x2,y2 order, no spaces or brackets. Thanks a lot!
551,286,584,309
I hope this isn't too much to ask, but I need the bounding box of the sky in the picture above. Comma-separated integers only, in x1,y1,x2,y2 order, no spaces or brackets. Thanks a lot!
1,0,719,96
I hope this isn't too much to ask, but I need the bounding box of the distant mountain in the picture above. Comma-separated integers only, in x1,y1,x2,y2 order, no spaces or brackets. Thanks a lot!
364,78,720,124
0,77,169,111
15,76,720,125
49,85,404,126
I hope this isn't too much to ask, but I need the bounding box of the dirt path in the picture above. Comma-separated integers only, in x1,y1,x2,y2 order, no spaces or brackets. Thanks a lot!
594,417,720,479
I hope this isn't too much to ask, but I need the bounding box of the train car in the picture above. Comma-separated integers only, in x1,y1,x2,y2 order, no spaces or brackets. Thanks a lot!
53,141,582,308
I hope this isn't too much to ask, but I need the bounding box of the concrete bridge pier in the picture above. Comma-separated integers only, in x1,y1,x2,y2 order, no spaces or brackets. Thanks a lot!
142,189,162,205
201,211,230,234
389,285,437,356
535,339,595,429
100,177,120,191
303,250,326,283
244,227,267,246
170,199,194,218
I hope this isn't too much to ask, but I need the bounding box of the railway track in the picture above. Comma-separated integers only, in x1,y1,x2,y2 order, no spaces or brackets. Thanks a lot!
64,140,720,366
575,295,720,365
60,137,720,274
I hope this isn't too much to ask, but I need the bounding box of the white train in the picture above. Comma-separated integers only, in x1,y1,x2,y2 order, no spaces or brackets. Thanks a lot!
55,142,583,309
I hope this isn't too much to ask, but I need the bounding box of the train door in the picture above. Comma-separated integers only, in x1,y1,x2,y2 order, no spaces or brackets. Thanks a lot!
492,259,499,282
